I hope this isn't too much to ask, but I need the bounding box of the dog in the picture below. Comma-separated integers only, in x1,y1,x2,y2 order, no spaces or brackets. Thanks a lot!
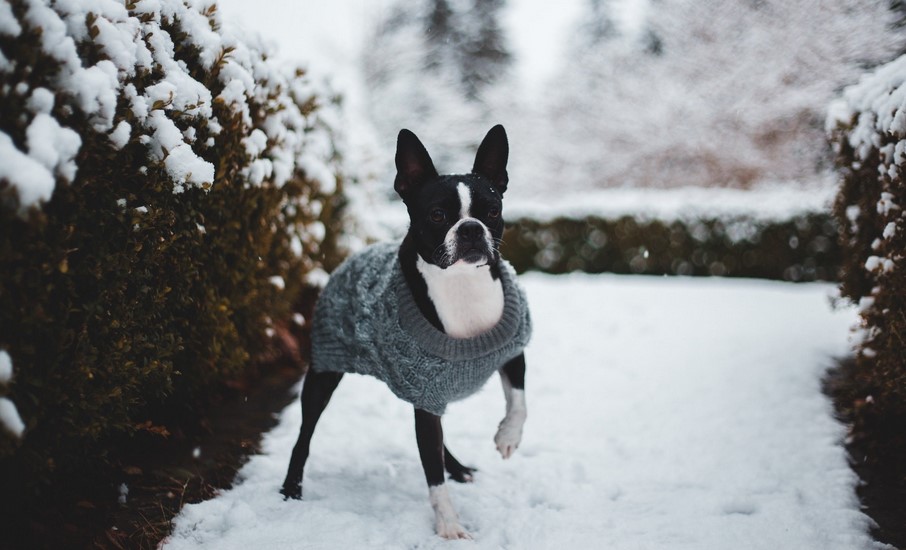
281,125,532,540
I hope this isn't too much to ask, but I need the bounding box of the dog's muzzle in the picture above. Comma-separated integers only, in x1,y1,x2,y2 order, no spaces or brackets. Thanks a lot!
450,220,494,265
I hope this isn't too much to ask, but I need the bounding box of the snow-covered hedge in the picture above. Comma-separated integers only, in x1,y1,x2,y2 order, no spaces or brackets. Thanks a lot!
502,212,839,281
499,187,840,280
0,0,346,490
828,53,906,430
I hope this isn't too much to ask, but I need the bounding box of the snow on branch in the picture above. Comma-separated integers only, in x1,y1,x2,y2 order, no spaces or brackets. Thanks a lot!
0,0,343,212
829,51,906,415
0,351,24,439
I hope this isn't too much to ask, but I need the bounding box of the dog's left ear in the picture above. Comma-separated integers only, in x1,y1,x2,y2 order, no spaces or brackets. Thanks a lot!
472,124,509,194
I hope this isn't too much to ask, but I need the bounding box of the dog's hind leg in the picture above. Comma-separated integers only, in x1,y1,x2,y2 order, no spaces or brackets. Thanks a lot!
443,445,476,483
495,353,527,459
281,369,343,500
415,408,471,540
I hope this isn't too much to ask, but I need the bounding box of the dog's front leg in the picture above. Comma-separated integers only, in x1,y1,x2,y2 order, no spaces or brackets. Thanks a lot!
414,408,471,540
495,353,527,459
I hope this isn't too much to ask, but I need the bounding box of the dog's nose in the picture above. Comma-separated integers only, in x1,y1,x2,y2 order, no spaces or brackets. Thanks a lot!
457,221,485,242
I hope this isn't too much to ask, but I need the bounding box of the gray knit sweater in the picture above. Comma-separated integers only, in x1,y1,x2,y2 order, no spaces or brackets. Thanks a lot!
311,241,532,415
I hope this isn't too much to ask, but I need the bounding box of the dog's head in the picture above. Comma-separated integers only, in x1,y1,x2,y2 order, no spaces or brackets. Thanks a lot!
394,125,509,269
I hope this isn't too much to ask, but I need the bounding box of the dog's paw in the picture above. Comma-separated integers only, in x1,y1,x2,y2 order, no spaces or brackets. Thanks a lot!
494,413,525,459
280,483,302,500
436,518,472,540
447,463,477,483
430,485,471,540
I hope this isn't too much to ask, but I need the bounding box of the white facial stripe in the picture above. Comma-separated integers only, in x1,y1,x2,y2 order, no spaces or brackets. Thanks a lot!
457,182,471,219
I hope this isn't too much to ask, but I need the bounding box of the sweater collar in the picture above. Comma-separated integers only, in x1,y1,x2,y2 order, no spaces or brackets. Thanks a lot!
394,257,527,361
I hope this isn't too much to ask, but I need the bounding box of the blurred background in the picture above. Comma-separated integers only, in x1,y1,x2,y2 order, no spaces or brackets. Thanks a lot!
213,0,905,280
217,0,903,196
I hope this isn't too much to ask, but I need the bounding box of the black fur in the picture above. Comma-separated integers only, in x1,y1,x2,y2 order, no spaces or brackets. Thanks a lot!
280,370,343,499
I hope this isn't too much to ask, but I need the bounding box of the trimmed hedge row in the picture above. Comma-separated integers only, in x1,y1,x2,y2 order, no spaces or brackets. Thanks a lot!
502,213,840,281
828,54,906,436
0,0,346,503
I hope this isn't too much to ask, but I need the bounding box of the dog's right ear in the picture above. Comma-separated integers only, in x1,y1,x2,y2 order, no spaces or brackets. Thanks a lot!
472,124,509,194
395,129,438,198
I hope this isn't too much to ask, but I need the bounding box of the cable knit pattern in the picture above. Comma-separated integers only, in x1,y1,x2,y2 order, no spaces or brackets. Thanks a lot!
311,241,532,415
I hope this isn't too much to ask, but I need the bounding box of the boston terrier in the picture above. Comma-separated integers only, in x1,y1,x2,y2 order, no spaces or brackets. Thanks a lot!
281,125,531,540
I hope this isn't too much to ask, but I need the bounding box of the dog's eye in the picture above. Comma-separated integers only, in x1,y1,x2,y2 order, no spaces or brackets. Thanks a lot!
430,208,446,223
487,208,501,219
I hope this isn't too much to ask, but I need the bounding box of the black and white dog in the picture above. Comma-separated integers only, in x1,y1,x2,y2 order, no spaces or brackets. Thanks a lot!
281,125,529,540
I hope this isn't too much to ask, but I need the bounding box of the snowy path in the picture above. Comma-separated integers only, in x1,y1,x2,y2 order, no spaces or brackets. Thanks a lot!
166,274,876,549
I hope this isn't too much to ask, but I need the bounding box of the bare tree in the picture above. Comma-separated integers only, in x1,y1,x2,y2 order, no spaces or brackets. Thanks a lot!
363,0,513,173
540,0,906,191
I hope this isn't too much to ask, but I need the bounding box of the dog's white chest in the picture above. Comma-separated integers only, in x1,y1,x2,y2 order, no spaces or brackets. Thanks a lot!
417,257,504,339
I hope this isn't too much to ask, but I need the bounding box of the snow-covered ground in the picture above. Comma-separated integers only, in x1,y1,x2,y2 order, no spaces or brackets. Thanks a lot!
158,6,873,545
165,274,876,549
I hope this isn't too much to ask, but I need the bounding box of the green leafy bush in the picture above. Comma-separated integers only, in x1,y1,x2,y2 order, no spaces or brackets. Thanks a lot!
828,54,906,438
502,213,839,281
0,0,346,499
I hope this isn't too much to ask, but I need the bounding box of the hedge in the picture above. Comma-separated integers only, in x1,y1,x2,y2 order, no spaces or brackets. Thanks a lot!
501,213,840,281
0,0,347,505
828,53,906,432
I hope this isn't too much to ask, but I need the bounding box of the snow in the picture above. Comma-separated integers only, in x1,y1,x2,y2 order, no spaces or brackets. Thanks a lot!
0,132,56,209
166,275,875,549
829,53,906,152
827,53,905,285
0,351,24,439
507,183,838,224
145,110,214,190
0,350,11,384
268,276,286,290
865,255,894,274
26,113,82,182
164,143,215,191
298,154,336,194
876,192,899,216
0,49,11,73
108,121,131,150
0,0,21,37
0,398,25,438
26,88,55,114
68,60,120,131
3,0,347,212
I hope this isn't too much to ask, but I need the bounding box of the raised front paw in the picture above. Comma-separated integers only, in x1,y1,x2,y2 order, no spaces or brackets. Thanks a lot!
494,413,525,459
